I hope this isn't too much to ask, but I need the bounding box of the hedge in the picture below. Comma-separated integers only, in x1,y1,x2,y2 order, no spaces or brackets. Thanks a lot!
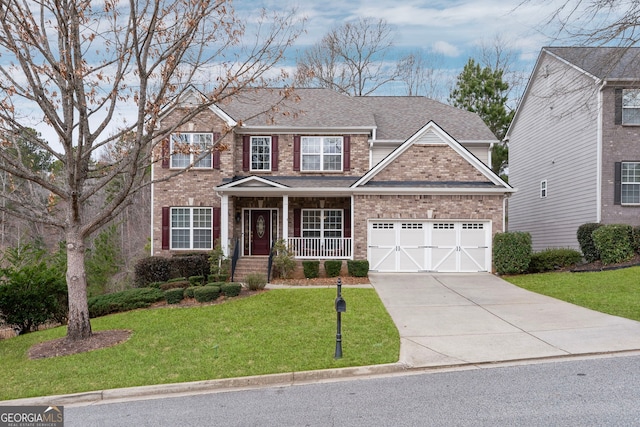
592,224,634,265
493,232,532,275
88,288,164,318
528,248,582,273
347,260,369,277
302,260,320,278
221,283,242,297
164,288,185,304
324,260,342,277
193,285,221,303
577,223,603,263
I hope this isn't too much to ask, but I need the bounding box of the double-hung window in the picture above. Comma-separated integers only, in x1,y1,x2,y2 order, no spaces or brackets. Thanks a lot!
302,209,343,238
171,207,213,250
622,89,640,125
170,133,213,169
621,162,640,204
251,136,271,171
301,137,343,171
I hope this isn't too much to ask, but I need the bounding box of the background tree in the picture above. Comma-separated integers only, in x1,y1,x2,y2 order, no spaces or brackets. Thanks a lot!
295,17,400,96
396,49,446,99
449,58,514,177
0,0,301,341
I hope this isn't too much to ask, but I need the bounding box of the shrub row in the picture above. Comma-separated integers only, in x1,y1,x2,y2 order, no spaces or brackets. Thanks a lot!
134,253,211,287
528,248,583,273
578,223,639,265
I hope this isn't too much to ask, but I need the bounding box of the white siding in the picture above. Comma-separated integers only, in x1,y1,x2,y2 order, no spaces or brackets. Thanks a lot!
464,145,489,165
508,53,599,251
371,145,396,166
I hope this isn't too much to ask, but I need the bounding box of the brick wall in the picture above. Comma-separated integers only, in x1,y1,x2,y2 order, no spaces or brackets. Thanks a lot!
352,194,504,259
601,85,640,226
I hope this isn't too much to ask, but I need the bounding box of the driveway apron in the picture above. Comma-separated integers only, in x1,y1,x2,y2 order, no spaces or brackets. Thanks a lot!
369,273,640,368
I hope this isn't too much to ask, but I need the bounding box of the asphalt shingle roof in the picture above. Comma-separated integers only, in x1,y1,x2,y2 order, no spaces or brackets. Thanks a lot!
216,88,497,142
545,47,640,80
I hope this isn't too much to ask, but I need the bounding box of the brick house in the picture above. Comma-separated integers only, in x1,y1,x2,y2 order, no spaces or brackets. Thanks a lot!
507,47,640,251
151,88,513,274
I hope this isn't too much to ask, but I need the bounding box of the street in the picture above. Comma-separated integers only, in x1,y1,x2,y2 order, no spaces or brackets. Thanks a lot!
66,354,640,426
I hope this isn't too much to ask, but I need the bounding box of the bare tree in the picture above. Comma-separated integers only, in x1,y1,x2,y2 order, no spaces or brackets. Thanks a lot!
295,17,400,96
395,49,445,99
0,0,301,341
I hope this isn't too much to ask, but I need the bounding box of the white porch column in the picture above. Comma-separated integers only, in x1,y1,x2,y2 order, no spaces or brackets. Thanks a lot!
220,194,229,256
282,195,289,245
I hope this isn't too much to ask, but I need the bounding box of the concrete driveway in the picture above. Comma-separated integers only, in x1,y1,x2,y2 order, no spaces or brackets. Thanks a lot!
370,273,640,368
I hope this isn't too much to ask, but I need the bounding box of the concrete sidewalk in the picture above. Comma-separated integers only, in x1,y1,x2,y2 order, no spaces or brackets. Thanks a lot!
370,272,640,368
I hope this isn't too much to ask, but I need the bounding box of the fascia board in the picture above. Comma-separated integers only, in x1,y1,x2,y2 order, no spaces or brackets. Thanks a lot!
235,126,375,134
217,175,289,189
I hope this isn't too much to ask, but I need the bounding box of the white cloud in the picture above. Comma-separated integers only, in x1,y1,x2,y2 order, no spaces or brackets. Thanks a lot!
432,41,461,57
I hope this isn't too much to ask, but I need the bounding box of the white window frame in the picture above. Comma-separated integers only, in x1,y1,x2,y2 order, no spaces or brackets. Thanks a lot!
250,136,271,172
170,133,213,169
301,136,343,172
622,89,640,125
170,207,213,250
302,209,343,238
540,179,547,198
621,162,640,205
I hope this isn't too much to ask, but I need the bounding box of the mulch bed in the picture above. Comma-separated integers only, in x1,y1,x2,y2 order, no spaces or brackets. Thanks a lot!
569,253,640,272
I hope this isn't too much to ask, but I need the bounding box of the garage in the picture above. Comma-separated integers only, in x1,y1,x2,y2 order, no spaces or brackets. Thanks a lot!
368,220,491,272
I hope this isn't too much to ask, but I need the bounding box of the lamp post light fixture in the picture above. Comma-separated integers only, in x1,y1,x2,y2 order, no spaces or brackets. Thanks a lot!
334,277,346,359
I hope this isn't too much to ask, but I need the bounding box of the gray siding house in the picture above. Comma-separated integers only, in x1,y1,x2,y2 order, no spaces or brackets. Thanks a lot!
507,47,640,251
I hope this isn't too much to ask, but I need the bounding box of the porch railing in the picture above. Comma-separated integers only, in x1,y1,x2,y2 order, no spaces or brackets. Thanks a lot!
287,237,352,259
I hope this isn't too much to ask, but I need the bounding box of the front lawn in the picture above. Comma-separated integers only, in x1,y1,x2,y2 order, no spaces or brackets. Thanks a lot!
0,288,399,401
503,266,640,321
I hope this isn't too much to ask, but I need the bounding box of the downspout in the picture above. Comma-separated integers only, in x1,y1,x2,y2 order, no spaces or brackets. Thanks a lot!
596,80,605,223
150,160,155,255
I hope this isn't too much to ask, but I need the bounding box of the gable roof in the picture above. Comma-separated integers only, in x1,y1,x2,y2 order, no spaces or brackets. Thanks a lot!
215,88,498,143
352,121,512,191
545,47,640,81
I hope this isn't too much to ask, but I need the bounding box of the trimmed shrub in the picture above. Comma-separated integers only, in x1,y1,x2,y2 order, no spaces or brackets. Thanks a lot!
302,260,320,279
88,288,164,318
245,273,267,291
0,263,68,334
347,260,369,277
528,248,583,273
592,224,634,265
221,283,242,297
134,256,170,287
185,286,199,298
159,280,190,291
577,223,603,263
189,275,206,286
633,226,640,253
170,253,210,280
493,232,532,275
194,285,221,303
324,260,342,278
164,288,185,304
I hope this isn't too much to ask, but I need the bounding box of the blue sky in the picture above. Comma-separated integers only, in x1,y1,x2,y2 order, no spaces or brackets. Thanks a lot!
239,0,568,73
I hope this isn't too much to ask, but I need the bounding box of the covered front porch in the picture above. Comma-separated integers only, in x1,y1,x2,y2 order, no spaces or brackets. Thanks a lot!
217,176,357,260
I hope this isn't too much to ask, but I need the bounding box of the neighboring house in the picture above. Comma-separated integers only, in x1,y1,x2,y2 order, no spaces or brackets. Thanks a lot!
151,88,513,273
506,47,640,251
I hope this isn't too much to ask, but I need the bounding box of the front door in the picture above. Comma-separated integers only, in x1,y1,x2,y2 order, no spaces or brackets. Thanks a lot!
251,210,271,255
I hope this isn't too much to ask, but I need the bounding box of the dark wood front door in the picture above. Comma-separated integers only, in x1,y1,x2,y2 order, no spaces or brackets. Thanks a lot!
251,210,271,255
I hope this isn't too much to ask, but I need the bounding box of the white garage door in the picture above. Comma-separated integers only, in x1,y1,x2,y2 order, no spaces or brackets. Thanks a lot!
368,220,491,272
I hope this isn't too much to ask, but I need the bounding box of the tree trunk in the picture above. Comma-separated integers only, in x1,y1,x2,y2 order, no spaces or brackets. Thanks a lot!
66,230,92,341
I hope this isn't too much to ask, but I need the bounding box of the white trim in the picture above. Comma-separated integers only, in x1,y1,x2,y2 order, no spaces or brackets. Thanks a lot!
249,136,272,172
352,121,512,189
217,175,289,189
220,194,229,256
540,179,548,198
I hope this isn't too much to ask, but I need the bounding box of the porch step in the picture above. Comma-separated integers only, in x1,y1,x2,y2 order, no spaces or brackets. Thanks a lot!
231,257,270,283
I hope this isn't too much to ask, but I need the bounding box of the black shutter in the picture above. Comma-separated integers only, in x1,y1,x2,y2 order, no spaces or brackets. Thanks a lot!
343,135,351,171
614,162,622,205
615,88,623,125
293,208,301,237
213,207,221,242
213,132,221,169
293,135,301,171
242,135,250,172
162,207,170,250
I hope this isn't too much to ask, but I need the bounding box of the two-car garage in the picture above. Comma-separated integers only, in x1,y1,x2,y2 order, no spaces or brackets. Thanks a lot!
368,220,492,272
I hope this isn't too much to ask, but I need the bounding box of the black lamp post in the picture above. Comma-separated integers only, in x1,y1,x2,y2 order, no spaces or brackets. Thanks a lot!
334,277,346,359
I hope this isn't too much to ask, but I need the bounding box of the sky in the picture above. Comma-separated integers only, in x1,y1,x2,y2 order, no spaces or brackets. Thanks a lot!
27,0,586,147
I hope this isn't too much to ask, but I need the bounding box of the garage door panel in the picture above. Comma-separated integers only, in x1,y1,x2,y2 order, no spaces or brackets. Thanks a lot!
369,220,491,272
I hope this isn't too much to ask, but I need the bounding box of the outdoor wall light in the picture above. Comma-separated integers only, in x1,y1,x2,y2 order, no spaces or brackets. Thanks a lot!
235,212,241,223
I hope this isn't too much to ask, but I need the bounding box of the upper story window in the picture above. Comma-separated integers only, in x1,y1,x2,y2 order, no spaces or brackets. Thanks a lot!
540,180,547,198
170,133,213,169
621,162,640,204
622,89,640,125
170,207,212,250
251,136,271,171
301,137,343,171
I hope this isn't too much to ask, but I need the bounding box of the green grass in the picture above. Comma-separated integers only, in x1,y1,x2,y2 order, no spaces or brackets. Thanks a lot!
503,266,640,321
0,288,399,401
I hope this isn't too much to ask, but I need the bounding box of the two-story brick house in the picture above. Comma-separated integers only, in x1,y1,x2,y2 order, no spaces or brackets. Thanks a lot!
507,47,640,251
151,88,513,273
